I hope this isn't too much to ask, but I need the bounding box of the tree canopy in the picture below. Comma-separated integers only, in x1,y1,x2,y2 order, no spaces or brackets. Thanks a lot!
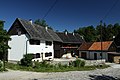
0,20,10,60
74,23,120,42
34,19,53,30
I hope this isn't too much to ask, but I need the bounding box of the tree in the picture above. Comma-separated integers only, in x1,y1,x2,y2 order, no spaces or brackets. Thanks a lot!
113,23,120,36
0,20,10,71
75,25,96,42
34,19,53,30
106,24,114,40
74,22,120,42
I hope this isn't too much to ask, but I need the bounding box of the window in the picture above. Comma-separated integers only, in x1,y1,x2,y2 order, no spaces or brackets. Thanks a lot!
17,27,21,36
45,41,52,46
45,52,52,57
36,53,40,58
29,39,40,45
33,53,40,58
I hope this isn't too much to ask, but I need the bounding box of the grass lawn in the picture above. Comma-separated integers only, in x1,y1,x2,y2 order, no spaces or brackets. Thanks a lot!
6,62,110,72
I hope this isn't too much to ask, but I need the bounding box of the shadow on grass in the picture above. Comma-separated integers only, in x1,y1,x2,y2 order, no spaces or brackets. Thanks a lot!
89,74,120,80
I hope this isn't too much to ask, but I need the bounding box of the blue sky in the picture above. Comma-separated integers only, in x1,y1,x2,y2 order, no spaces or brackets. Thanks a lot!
0,0,120,32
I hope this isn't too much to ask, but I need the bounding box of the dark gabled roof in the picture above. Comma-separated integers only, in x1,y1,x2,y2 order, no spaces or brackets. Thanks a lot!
56,32,84,44
78,42,93,50
8,18,62,42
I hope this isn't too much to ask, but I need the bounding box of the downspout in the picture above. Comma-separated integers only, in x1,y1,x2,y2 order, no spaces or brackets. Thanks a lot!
26,40,29,54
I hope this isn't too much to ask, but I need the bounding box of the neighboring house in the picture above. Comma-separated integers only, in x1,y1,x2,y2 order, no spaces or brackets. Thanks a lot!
78,41,116,61
54,32,84,58
8,18,62,61
77,42,93,59
107,34,120,63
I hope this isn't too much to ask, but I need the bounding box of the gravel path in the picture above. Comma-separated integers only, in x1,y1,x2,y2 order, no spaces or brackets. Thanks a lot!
0,64,120,80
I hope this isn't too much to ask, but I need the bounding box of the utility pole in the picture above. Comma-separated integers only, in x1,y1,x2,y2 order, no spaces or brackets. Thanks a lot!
100,20,103,61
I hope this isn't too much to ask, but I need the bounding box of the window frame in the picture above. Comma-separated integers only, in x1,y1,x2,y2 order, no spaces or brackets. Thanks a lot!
45,41,52,46
29,39,40,45
45,52,52,57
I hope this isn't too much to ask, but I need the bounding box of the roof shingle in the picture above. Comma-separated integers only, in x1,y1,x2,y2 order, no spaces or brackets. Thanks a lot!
56,32,84,44
78,42,93,50
18,18,62,42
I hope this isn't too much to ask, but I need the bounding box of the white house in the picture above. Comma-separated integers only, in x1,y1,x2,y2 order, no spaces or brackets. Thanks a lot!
78,41,116,61
8,18,62,62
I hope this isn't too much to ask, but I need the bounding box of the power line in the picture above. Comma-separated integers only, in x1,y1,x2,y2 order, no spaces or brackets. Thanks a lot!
42,0,58,20
99,0,119,59
101,0,119,21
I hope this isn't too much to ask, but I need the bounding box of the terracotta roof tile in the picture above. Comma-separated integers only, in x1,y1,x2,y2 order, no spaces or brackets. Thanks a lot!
89,41,113,51
78,42,93,50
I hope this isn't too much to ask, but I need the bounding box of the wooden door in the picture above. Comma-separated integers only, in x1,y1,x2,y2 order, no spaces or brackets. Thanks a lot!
81,52,87,59
94,53,97,60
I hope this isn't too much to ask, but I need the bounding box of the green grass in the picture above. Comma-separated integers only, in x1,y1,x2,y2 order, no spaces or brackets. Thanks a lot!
6,62,109,72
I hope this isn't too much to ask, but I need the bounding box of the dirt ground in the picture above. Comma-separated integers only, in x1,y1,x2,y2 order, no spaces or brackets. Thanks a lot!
0,63,120,80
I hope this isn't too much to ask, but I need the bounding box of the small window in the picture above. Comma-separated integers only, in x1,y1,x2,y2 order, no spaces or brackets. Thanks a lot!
45,41,52,46
29,39,40,45
45,52,52,57
33,53,40,58
36,53,40,58
17,28,21,36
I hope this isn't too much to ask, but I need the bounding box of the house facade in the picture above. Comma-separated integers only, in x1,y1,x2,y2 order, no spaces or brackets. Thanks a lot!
78,41,116,61
54,32,84,58
107,33,120,63
8,18,62,61
8,18,84,62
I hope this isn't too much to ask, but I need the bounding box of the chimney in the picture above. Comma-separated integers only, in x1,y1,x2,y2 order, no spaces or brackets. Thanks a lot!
65,31,68,35
45,26,48,31
29,19,32,24
72,32,75,36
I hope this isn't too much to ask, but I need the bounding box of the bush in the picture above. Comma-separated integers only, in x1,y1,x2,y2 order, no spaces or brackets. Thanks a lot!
0,61,2,68
33,60,53,69
72,59,85,67
20,54,33,66
81,60,85,67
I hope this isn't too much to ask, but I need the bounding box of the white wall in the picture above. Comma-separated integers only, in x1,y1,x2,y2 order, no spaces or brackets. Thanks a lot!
8,34,54,61
79,51,108,61
27,40,54,60
8,34,28,61
89,51,108,61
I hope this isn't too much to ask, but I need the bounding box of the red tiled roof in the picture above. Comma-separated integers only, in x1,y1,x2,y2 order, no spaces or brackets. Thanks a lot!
78,42,93,50
89,41,113,51
78,41,113,51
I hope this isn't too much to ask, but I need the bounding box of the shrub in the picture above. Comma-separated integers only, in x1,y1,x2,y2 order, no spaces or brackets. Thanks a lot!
81,60,85,67
72,59,85,67
63,64,68,68
33,60,53,69
20,54,33,66
58,62,62,68
0,61,2,68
